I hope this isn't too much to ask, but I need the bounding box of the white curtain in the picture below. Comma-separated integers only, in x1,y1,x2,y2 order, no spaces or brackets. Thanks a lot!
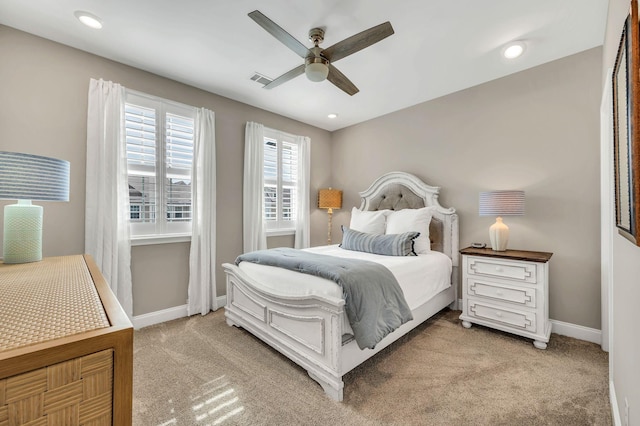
85,78,133,318
188,108,217,316
243,122,267,252
294,135,311,249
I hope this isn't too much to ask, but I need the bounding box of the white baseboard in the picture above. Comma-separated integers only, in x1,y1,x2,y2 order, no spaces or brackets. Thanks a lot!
456,299,602,344
610,380,622,426
549,319,601,345
132,296,227,329
132,304,188,330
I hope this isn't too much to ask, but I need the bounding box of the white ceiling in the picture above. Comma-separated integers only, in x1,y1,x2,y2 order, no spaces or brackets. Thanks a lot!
0,0,609,131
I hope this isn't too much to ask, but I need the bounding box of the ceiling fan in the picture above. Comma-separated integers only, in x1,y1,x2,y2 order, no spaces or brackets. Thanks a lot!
248,10,394,96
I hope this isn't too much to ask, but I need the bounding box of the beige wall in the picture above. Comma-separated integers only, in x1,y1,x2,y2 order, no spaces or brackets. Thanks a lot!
331,47,603,329
0,25,332,316
603,0,640,421
0,25,606,332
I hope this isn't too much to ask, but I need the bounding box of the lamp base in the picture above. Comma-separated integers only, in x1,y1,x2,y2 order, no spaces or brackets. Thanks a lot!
3,201,43,263
489,217,509,251
326,208,333,245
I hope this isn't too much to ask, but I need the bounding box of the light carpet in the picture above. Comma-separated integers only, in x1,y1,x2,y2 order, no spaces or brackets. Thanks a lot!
133,309,610,425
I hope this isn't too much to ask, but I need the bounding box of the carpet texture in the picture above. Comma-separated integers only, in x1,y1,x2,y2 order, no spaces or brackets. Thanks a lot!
133,309,610,425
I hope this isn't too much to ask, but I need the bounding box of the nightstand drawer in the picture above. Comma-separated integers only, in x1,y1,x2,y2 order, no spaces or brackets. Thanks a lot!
468,300,537,332
467,279,536,308
467,257,537,284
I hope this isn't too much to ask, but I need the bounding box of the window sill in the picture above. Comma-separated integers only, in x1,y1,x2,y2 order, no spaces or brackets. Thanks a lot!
266,229,295,237
131,233,191,246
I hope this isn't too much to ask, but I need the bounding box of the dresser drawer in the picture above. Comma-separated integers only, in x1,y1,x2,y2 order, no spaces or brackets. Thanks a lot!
467,300,536,332
467,256,537,284
467,279,536,308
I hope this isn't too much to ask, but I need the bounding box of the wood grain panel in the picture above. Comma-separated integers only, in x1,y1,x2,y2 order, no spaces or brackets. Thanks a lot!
0,350,112,426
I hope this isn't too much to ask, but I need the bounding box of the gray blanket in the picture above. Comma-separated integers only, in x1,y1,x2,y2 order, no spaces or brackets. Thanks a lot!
235,247,413,350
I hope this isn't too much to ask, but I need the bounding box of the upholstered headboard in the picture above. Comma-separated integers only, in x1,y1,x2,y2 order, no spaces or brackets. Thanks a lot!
358,171,459,267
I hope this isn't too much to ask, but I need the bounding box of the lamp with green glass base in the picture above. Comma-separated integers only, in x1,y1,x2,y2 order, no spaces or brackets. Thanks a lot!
0,152,70,264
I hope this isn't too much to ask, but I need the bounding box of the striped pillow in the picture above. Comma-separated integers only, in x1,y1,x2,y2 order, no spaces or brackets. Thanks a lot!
340,226,420,256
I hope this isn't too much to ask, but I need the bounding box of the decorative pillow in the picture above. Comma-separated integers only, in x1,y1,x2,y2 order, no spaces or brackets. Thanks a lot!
385,206,435,254
340,226,419,256
349,207,390,235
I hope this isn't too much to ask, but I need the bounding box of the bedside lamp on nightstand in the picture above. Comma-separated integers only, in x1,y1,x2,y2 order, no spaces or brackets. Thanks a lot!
479,190,524,251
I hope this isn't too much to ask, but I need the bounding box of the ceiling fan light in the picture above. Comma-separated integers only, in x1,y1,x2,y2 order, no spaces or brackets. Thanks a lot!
305,62,329,82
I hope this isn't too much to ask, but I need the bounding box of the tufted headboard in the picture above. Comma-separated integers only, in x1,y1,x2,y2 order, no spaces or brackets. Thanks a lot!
358,171,459,268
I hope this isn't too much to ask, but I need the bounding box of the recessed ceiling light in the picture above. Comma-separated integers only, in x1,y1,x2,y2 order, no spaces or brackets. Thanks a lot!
502,41,525,59
74,11,103,29
327,113,338,119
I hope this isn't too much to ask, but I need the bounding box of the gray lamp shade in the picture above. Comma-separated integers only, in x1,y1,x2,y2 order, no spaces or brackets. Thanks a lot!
1,151,70,263
0,151,70,201
479,191,525,216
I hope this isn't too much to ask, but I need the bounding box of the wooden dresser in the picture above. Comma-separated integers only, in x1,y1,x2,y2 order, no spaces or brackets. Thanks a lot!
0,255,133,425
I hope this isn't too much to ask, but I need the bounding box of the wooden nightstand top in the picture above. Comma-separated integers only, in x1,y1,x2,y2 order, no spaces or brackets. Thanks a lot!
460,247,553,263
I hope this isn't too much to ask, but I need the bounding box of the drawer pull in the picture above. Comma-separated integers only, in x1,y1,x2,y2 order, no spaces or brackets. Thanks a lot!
495,311,502,317
496,290,504,296
495,267,503,272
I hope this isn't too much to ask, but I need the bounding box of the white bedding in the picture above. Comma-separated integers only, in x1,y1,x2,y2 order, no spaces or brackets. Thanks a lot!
238,244,452,317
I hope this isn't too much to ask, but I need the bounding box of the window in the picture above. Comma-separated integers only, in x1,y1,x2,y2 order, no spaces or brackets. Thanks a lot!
263,128,299,233
125,92,195,237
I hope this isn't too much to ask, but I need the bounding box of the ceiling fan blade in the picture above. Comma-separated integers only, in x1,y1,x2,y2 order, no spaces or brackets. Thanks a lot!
322,21,394,63
263,64,306,90
248,10,310,59
327,64,359,96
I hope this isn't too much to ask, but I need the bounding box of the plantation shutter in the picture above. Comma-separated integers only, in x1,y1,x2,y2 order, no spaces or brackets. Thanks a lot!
262,130,299,231
125,103,157,223
165,113,194,223
264,137,278,222
124,92,196,236
281,141,298,222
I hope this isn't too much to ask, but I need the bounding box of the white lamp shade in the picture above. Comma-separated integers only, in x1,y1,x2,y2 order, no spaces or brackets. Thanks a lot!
0,151,70,263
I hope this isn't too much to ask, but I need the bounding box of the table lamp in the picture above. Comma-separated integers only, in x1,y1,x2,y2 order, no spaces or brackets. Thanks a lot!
318,188,342,244
0,151,70,263
479,190,524,251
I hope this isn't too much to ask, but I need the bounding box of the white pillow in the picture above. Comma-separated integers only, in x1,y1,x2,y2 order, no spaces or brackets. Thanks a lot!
349,207,390,235
385,207,435,254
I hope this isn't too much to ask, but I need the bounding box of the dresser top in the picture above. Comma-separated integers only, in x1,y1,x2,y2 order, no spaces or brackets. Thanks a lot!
460,247,553,263
0,255,110,351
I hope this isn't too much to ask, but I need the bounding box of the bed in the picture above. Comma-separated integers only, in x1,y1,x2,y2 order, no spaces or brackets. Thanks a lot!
222,171,459,401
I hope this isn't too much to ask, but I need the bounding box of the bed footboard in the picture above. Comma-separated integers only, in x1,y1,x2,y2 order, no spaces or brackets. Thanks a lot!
222,263,347,401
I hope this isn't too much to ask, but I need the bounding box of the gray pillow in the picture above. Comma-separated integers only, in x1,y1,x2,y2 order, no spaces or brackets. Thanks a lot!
340,226,419,256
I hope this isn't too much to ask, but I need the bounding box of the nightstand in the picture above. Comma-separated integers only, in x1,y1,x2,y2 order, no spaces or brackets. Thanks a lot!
459,247,553,349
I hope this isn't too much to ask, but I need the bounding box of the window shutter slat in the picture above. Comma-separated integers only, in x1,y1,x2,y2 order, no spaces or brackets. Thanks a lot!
264,185,277,221
165,113,194,223
125,104,157,168
262,132,300,229
126,103,157,224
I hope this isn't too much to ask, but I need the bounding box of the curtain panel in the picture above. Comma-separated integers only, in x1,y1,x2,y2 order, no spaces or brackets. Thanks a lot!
85,78,133,318
295,135,311,249
188,108,217,316
243,122,268,252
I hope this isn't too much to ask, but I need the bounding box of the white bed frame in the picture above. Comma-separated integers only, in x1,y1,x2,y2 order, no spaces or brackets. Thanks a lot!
223,171,459,401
